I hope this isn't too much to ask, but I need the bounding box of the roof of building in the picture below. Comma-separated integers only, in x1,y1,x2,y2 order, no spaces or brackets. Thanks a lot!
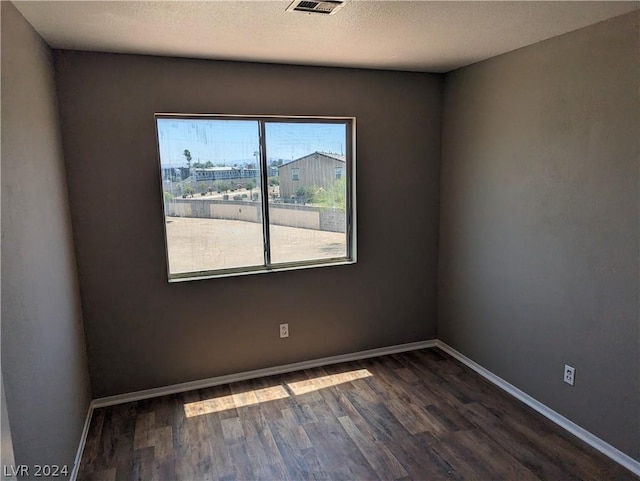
279,152,345,168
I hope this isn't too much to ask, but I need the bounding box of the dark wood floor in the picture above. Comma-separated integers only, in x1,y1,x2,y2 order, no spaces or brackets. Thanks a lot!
78,348,636,480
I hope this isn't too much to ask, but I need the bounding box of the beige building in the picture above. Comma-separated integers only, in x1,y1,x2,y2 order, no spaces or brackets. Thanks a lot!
278,151,345,200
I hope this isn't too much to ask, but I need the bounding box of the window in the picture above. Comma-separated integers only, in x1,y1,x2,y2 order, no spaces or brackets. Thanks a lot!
156,114,356,281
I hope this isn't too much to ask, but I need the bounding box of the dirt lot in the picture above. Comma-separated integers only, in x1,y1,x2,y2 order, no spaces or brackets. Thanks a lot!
165,216,346,274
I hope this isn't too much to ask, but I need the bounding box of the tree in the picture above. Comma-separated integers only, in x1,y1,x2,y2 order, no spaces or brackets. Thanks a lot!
204,161,214,168
182,185,195,198
183,149,192,169
315,178,346,211
245,181,256,200
295,186,308,204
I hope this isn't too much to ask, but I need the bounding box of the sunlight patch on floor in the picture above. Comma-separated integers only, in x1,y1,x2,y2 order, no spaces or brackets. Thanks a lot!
184,385,289,417
183,369,373,417
287,369,372,395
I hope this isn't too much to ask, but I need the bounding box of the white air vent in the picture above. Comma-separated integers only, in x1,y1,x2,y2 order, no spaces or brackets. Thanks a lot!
286,0,346,15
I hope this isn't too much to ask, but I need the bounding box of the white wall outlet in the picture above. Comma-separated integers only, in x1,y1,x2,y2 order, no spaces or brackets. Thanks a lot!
279,323,289,338
564,365,575,386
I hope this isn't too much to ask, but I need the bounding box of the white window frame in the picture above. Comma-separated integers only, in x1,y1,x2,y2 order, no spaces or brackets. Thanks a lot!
156,114,357,281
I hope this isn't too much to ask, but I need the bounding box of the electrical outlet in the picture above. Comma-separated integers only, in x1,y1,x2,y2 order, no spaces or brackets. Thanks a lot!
279,323,289,338
564,365,575,386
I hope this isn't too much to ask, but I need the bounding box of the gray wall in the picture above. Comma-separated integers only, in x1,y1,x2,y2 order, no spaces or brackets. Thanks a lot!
438,11,639,460
1,1,91,475
53,52,443,398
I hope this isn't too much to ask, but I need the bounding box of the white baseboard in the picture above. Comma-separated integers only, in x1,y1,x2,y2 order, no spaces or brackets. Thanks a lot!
92,340,437,408
70,402,94,481
72,338,639,478
435,340,640,477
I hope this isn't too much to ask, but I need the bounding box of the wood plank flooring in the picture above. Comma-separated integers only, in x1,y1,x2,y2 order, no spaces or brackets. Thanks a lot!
77,348,637,480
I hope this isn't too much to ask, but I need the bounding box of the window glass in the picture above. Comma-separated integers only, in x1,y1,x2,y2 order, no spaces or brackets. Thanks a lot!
157,118,264,275
265,122,348,264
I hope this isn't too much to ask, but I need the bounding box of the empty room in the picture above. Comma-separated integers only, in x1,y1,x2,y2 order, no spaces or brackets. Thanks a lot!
1,1,638,480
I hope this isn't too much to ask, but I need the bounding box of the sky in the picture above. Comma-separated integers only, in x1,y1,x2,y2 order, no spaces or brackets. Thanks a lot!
157,118,347,167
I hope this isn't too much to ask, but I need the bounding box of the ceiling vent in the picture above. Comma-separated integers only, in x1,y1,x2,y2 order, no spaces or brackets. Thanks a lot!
286,0,346,15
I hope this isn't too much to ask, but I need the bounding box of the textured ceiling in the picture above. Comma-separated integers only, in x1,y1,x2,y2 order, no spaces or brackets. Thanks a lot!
13,1,640,73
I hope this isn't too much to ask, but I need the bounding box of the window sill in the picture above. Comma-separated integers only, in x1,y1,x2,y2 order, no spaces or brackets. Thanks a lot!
167,258,357,283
